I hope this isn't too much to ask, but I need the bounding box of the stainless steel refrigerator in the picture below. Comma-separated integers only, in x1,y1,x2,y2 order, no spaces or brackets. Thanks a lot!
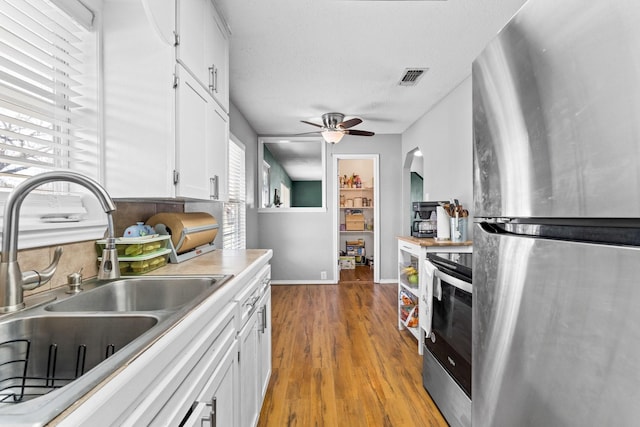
472,0,640,426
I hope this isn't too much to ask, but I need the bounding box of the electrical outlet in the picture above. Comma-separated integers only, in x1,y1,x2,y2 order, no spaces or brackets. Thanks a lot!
320,271,327,280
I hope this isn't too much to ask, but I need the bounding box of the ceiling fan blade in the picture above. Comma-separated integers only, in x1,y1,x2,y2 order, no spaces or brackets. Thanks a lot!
345,129,375,137
339,118,362,129
301,120,323,128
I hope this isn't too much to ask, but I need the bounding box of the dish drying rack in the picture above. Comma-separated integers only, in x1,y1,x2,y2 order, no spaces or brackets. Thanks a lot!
0,338,115,404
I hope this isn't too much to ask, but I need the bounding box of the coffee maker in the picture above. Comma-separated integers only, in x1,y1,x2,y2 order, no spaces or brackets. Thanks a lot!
412,201,443,238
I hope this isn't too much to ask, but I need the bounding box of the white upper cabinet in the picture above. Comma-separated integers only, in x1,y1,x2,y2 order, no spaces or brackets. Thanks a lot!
102,0,229,200
177,0,230,113
176,65,228,200
206,2,230,113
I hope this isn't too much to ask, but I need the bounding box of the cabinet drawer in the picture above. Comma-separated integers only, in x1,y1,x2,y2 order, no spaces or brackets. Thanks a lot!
399,242,420,256
234,277,261,328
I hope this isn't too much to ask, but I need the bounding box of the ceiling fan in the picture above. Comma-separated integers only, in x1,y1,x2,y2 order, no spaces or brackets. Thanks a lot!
301,112,375,144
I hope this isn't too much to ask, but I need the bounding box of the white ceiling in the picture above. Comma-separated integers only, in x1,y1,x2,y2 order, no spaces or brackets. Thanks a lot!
215,0,528,138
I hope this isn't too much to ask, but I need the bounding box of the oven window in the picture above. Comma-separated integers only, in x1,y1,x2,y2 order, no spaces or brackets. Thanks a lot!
432,282,472,363
428,277,473,396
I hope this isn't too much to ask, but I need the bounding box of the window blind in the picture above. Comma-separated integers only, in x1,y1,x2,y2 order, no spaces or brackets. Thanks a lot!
0,0,105,250
0,0,98,191
223,138,246,249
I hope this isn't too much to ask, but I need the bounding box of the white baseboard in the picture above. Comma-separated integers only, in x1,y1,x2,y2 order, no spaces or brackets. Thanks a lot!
271,279,397,285
271,280,337,285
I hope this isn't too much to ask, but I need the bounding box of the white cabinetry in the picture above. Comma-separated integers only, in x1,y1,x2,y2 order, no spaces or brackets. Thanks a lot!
180,338,238,427
397,239,473,354
103,0,229,200
176,0,229,113
176,66,228,200
257,287,272,400
239,305,260,427
236,265,271,427
398,240,423,354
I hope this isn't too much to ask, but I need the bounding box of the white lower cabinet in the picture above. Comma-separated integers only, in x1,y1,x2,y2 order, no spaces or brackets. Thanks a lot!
237,265,271,427
239,306,260,427
257,286,272,400
180,338,238,427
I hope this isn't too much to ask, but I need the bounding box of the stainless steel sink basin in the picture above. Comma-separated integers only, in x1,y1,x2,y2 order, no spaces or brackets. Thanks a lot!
0,274,233,426
45,276,227,312
0,315,158,403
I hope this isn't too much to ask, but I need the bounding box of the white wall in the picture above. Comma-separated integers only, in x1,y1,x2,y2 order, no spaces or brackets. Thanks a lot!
258,134,402,283
401,76,473,237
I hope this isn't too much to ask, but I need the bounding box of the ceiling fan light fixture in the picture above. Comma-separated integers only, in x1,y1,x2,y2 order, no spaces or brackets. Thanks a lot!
322,130,344,144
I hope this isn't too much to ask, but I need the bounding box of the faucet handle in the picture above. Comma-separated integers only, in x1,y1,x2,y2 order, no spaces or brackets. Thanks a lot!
22,246,63,290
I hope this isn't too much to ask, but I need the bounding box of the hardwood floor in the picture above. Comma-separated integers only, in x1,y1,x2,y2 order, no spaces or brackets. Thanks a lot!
257,282,447,427
339,265,373,283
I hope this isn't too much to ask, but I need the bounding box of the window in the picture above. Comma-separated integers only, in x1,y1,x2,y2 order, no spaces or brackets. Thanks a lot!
223,136,246,249
0,0,99,188
0,0,103,249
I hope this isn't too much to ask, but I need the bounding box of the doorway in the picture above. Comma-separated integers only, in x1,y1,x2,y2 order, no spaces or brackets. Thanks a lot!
333,154,380,283
402,148,425,236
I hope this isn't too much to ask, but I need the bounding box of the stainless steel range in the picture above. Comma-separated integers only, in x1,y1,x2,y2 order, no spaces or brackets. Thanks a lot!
422,252,472,427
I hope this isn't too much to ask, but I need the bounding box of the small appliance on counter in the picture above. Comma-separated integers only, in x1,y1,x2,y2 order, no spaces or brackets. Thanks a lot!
146,212,219,263
412,201,445,238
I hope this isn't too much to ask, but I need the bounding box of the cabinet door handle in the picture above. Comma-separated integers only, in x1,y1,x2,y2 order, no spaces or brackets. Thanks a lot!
202,397,217,427
208,65,215,92
245,295,259,308
214,67,218,93
259,305,268,334
210,175,219,200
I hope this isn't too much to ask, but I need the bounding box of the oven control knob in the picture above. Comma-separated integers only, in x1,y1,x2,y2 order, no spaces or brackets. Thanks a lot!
430,332,436,343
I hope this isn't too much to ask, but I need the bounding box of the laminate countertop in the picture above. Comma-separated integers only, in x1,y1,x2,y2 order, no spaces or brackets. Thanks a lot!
146,248,272,276
397,236,473,247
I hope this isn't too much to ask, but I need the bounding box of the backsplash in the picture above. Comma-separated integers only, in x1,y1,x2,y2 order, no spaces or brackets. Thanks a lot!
22,200,186,297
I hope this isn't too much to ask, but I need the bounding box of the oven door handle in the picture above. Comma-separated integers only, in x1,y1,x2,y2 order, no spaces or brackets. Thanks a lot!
434,269,473,294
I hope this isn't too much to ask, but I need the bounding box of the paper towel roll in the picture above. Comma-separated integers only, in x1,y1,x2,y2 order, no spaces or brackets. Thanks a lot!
146,212,218,253
436,206,450,240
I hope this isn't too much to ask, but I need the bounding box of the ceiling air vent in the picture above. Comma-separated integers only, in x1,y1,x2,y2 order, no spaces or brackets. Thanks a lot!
399,68,428,86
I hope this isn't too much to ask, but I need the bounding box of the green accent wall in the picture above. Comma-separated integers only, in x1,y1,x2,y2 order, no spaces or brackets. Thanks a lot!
291,181,322,207
264,145,292,206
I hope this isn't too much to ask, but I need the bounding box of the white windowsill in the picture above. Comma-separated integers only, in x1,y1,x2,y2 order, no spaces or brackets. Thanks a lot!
0,191,108,250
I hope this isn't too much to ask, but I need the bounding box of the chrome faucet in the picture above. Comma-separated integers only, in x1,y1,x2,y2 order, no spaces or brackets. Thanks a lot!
0,171,120,313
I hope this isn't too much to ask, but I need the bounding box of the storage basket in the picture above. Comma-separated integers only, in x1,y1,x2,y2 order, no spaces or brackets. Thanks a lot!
345,213,365,231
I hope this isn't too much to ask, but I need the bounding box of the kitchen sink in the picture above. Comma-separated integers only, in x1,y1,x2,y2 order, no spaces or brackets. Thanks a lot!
45,276,227,312
0,315,158,404
0,274,233,426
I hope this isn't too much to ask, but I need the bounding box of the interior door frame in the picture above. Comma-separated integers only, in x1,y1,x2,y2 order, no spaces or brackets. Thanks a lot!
332,154,380,283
